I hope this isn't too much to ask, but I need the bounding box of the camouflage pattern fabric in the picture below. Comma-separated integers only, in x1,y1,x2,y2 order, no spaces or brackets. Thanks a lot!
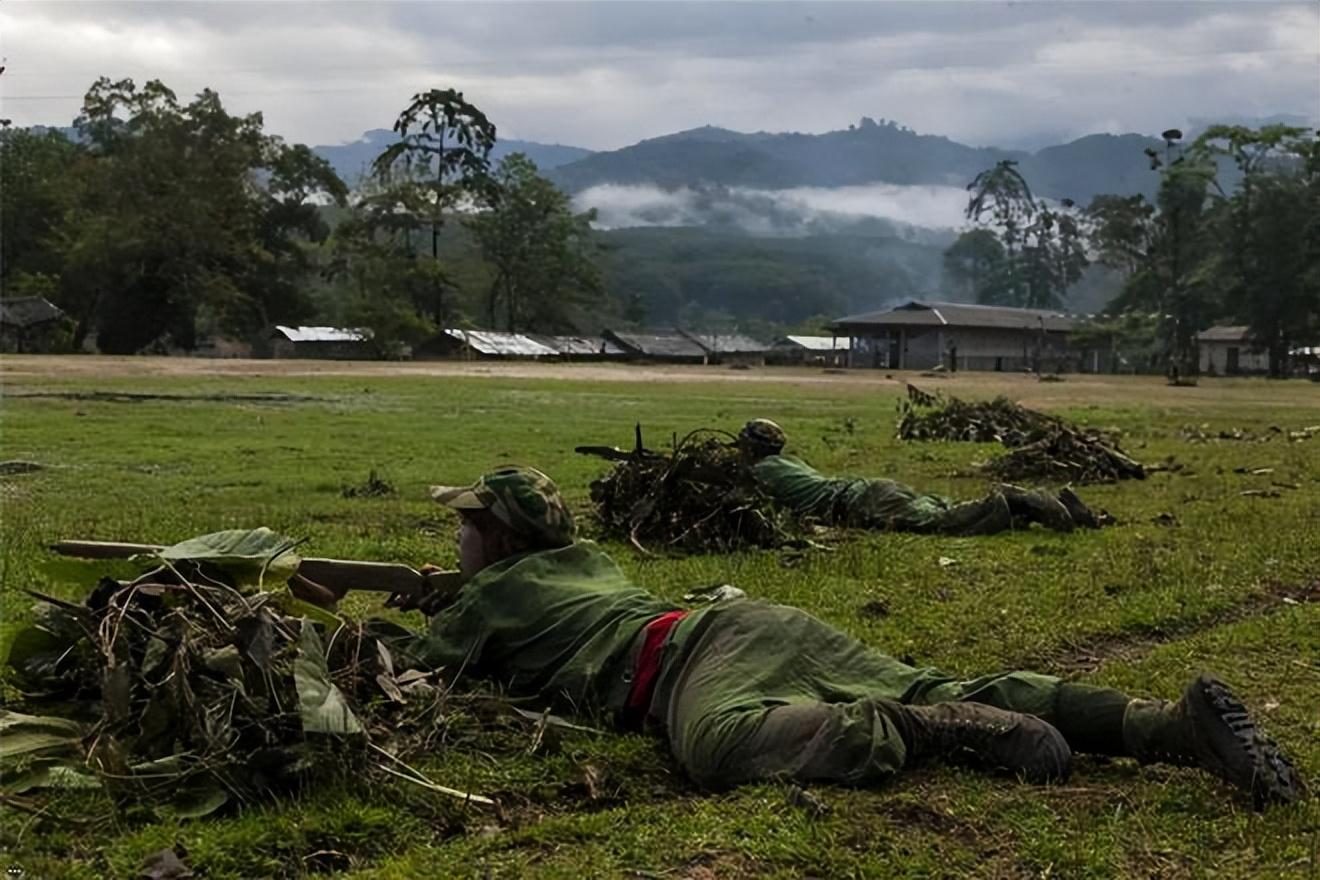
432,465,576,548
738,419,787,456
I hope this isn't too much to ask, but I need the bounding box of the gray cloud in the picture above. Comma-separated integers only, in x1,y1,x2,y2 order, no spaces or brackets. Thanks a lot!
3,1,1316,151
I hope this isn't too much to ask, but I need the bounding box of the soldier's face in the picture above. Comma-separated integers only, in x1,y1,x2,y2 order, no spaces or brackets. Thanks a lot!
458,518,488,580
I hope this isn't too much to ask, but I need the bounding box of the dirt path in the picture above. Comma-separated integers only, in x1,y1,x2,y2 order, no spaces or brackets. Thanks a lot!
3,354,1317,410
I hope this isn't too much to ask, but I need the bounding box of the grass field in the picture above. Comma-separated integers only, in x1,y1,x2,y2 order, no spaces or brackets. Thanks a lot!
2,356,1319,879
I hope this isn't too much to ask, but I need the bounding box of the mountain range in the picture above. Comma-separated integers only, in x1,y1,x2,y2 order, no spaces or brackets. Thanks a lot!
306,118,1169,204
32,112,1310,327
544,119,1164,204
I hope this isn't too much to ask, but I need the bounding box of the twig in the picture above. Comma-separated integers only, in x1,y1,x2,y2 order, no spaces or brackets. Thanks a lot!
154,557,235,633
368,743,495,806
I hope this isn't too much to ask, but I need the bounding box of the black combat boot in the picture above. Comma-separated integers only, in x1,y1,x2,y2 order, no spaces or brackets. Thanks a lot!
894,701,1072,784
1123,674,1303,809
1057,486,1100,529
997,484,1075,532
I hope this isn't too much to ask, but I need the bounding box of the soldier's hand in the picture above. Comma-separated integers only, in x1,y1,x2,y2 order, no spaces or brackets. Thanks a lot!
385,564,460,616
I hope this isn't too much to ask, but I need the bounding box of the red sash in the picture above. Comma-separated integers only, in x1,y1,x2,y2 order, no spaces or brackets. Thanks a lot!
624,610,688,725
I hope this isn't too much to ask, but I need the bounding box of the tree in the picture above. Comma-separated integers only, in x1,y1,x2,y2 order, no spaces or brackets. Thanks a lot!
958,160,1088,308
1187,125,1317,376
942,228,1005,302
1093,130,1214,376
369,89,496,326
466,154,603,332
0,126,83,291
323,184,445,355
32,78,348,353
1086,194,1155,279
963,160,1034,305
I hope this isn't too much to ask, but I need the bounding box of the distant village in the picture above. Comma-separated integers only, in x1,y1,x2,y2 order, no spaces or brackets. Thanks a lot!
3,294,1317,378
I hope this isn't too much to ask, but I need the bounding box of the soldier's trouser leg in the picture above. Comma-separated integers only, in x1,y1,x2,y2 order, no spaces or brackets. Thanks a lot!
663,603,913,788
661,602,1133,789
851,481,1015,535
907,674,1131,757
926,492,1015,535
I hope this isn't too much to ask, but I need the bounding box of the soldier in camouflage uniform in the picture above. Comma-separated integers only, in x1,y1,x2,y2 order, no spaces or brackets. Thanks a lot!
737,418,1099,535
317,465,1302,808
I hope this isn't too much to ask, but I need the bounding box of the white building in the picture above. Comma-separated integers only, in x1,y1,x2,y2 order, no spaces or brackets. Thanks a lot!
1197,326,1269,375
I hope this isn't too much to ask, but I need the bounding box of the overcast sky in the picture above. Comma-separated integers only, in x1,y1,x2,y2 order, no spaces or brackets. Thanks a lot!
3,1,1317,151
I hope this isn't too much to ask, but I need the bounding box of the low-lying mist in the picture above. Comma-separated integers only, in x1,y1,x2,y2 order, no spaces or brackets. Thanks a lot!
574,182,969,240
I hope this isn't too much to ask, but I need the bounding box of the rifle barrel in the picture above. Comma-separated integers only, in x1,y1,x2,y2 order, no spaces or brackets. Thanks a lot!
50,540,164,558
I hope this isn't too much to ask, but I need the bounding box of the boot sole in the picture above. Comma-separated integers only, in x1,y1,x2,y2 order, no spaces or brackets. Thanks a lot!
1196,675,1304,809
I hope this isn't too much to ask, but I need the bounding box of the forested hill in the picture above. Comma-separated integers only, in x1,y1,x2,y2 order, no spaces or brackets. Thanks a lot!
40,125,594,186
548,120,1166,203
312,129,595,186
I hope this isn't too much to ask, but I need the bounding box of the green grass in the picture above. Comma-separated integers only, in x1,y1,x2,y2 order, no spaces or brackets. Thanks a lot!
2,361,1319,878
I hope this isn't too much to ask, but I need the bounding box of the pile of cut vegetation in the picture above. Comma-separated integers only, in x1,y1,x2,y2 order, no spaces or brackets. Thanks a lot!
580,428,801,553
897,384,1146,484
1,529,492,820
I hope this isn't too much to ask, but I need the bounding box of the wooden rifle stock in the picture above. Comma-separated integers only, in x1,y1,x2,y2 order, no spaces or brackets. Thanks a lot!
49,540,460,599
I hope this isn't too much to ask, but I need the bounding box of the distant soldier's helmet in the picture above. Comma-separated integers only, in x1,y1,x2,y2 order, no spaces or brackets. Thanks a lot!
738,419,787,456
431,465,576,549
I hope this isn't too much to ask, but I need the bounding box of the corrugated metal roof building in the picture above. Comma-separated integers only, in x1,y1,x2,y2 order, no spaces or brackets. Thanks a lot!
604,330,709,363
676,330,768,365
768,334,847,367
441,329,558,359
269,325,375,359
831,300,1107,373
0,297,66,329
527,335,627,359
0,296,69,353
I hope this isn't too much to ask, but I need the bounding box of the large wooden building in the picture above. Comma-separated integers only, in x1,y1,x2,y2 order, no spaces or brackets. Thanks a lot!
831,300,1110,373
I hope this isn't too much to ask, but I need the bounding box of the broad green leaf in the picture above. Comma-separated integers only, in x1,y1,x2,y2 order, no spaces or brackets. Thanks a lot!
0,711,83,760
294,620,363,736
1,758,100,794
157,527,300,581
2,622,64,670
168,779,230,819
270,592,344,630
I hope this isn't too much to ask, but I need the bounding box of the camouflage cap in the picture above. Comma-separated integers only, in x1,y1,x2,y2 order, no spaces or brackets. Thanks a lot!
431,465,576,548
738,418,787,455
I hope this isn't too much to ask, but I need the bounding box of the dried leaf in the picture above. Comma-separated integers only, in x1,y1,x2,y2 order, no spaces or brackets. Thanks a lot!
235,613,278,667
138,848,194,880
375,673,406,704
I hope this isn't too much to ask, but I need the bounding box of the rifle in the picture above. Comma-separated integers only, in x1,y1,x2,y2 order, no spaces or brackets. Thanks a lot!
50,540,461,601
575,423,665,462
573,445,640,462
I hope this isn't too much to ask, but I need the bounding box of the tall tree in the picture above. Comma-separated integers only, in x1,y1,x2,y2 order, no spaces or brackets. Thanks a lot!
369,89,496,327
466,154,603,332
1188,125,1317,376
40,77,347,353
0,126,83,293
958,160,1087,308
963,160,1034,305
1095,130,1214,376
